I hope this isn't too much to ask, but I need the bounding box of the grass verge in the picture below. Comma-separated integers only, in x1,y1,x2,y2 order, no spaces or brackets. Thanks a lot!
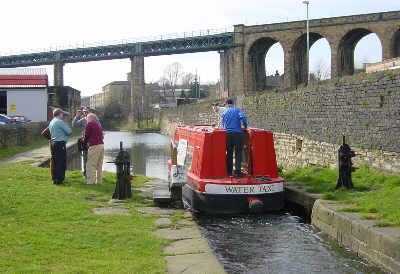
0,129,81,161
0,163,168,273
283,166,400,226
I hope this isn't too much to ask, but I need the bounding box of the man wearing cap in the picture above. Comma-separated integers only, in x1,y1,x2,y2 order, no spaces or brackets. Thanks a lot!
221,99,247,178
49,108,72,185
72,107,89,178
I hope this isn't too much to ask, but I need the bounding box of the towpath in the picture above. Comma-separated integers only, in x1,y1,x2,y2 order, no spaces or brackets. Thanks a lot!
0,137,80,165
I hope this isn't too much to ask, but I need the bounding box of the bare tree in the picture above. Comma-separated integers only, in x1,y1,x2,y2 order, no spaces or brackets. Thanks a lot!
164,62,183,97
158,77,170,98
312,59,330,82
180,72,196,89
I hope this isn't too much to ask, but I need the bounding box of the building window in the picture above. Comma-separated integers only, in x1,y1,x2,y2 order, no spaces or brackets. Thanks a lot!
296,139,303,152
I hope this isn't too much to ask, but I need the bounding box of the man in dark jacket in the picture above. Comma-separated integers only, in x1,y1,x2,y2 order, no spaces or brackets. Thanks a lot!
221,99,247,178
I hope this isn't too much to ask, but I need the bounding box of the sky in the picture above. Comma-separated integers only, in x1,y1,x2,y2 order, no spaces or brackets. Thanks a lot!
0,0,399,96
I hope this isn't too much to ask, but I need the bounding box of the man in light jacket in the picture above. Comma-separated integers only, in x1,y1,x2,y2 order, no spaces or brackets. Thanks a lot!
49,108,72,185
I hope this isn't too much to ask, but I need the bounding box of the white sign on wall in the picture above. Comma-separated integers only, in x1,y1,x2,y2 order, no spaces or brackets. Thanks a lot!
176,139,188,166
7,89,47,122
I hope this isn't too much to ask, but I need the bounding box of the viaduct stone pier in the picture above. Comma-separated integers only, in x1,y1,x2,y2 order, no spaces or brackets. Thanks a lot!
130,55,145,120
1,10,400,112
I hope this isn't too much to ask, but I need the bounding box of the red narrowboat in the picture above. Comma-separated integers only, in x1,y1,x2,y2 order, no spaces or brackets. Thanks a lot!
167,125,284,215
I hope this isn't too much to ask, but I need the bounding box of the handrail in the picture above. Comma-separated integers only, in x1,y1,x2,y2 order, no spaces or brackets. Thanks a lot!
0,27,234,57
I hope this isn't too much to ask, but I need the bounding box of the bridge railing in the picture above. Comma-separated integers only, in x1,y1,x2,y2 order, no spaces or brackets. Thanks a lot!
0,27,234,57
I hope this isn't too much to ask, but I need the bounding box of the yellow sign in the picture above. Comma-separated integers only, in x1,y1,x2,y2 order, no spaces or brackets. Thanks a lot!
10,104,16,112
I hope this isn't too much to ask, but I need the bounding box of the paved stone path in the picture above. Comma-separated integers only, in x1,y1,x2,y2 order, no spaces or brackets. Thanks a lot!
92,207,131,215
0,136,80,165
135,179,226,274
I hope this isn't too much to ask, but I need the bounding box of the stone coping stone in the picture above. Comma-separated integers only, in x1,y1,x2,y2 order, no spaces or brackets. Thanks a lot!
177,219,196,227
312,199,400,274
164,238,211,255
92,207,131,216
285,181,322,216
135,188,154,198
183,211,193,219
145,179,167,186
165,253,226,274
155,218,172,226
136,207,179,216
155,227,203,241
107,199,126,205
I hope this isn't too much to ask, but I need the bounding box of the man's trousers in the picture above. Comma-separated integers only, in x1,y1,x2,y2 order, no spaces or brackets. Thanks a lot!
87,144,104,185
51,141,67,184
226,132,243,175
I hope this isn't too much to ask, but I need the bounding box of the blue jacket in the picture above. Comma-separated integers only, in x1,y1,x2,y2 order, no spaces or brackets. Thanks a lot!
221,106,248,133
49,117,72,142
72,116,87,134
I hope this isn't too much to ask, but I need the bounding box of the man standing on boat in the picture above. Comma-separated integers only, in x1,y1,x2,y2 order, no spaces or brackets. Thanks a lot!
221,99,247,178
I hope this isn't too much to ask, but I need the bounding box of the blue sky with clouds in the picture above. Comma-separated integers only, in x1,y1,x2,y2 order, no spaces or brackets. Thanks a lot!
0,0,399,95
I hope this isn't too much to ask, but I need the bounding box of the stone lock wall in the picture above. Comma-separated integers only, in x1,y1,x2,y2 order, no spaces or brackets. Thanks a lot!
160,71,400,174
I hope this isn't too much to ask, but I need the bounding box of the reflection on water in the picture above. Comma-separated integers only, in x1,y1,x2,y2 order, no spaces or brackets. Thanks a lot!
102,131,170,180
196,214,386,274
99,131,386,274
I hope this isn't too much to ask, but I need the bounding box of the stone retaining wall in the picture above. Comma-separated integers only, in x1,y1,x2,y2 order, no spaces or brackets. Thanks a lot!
285,184,400,274
159,71,400,173
312,200,400,274
0,122,48,148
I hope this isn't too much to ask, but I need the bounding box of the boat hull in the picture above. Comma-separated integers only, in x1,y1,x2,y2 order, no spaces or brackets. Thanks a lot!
182,184,285,215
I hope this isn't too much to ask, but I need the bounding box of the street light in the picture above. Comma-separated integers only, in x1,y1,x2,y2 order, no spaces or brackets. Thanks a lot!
303,0,310,85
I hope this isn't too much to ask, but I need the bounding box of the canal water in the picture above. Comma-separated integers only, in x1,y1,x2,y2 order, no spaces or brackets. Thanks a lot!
102,131,170,179
100,131,385,274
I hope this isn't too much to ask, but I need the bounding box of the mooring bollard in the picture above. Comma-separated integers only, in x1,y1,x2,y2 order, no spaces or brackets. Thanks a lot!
108,141,133,199
335,136,356,190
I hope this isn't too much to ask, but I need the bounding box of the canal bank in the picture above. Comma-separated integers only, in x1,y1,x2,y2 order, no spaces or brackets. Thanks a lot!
0,136,80,169
286,182,400,274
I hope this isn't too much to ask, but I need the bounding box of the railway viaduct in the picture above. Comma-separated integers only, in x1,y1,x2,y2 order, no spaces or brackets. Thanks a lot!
223,10,400,94
0,10,400,114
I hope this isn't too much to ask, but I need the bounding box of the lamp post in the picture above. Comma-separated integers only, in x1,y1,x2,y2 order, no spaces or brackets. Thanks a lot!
303,0,310,85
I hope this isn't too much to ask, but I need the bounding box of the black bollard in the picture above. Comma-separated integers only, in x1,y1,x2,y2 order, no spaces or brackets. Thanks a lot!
335,136,356,190
111,141,132,199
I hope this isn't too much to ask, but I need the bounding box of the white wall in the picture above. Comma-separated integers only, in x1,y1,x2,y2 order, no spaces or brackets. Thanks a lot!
7,88,47,122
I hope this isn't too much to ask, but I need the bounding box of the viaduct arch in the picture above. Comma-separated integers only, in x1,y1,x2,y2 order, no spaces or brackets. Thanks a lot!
220,10,400,95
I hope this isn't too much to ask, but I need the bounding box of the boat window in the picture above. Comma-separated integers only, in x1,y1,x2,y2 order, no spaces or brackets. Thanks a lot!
185,146,194,170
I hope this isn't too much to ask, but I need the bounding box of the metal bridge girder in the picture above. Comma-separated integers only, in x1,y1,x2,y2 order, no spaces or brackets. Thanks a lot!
0,33,235,68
